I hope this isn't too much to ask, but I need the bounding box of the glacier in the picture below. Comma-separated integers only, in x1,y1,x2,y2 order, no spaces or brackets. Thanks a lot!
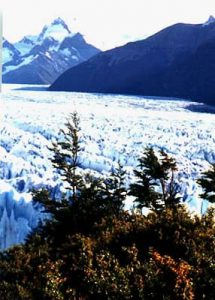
0,84,215,249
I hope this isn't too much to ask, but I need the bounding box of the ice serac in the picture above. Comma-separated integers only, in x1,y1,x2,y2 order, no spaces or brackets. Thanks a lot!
0,183,35,249
50,17,215,106
2,18,101,84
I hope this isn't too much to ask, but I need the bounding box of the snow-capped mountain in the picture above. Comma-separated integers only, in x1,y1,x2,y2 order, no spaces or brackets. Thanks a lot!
2,18,101,84
14,36,37,56
1,84,215,249
37,17,72,43
2,38,21,64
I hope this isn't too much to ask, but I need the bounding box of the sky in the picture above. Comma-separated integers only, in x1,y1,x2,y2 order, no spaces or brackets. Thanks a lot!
1,0,215,50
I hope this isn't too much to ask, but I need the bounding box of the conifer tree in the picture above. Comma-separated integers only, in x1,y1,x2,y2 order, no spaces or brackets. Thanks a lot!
101,163,127,215
51,111,83,202
197,164,215,203
32,112,85,237
130,147,181,211
33,113,127,236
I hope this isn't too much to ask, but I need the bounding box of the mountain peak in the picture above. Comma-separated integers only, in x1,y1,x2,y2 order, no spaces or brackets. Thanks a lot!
202,15,215,26
19,36,35,45
38,18,71,43
51,17,70,30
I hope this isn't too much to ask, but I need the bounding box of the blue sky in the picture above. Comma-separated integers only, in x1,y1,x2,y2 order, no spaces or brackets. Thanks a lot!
1,0,215,49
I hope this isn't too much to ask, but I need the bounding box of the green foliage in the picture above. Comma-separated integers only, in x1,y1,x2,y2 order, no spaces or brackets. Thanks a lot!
101,163,127,215
197,163,215,203
0,236,64,300
130,147,181,211
51,111,83,202
1,207,214,299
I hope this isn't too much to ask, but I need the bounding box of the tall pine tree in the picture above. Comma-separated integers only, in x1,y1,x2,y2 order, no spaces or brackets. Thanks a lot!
51,111,83,202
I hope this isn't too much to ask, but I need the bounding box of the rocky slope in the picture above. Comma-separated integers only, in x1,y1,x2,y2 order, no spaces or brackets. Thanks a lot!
50,17,215,106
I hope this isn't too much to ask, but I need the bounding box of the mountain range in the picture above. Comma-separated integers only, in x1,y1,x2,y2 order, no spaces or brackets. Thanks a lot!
50,16,215,106
2,18,100,84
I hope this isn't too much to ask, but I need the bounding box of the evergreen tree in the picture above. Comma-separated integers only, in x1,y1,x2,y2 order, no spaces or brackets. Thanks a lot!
33,113,127,237
130,147,181,211
32,112,86,238
101,163,127,215
197,164,215,203
51,111,83,202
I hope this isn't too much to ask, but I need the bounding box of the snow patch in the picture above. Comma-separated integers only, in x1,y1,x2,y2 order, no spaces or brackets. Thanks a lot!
3,56,35,74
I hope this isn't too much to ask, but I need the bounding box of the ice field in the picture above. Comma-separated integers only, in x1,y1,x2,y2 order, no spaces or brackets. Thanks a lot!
0,84,215,249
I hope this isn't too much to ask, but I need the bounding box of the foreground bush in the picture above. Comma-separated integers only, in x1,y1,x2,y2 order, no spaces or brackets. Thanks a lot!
0,207,214,299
